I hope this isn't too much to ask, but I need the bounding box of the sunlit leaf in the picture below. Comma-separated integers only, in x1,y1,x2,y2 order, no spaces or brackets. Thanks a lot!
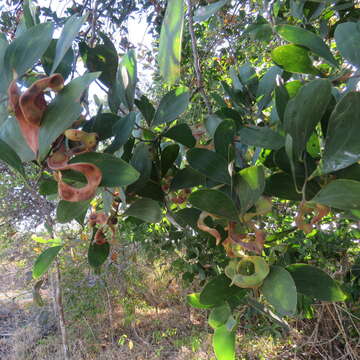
158,0,185,84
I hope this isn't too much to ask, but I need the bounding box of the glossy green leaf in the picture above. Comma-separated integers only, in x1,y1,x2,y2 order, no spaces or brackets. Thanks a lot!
200,274,245,305
322,92,360,174
271,44,318,75
88,242,110,268
187,148,231,184
0,116,35,161
205,114,222,137
170,166,205,191
237,165,265,214
39,72,100,160
209,302,232,329
194,0,228,22
0,34,9,94
42,39,74,79
0,138,26,178
161,144,179,176
285,80,303,98
33,246,62,279
124,198,162,223
335,22,360,68
238,126,285,150
189,189,238,220
276,25,337,67
117,50,137,111
283,79,331,158
212,325,236,360
172,207,201,229
56,200,90,224
287,264,347,302
186,293,215,309
163,123,196,148
214,120,236,159
4,22,53,80
152,87,189,127
50,14,86,74
264,172,320,201
128,143,152,191
69,152,139,187
79,37,118,88
105,112,135,153
310,179,360,211
261,266,297,316
39,178,58,196
158,0,184,84
83,113,121,141
135,95,155,126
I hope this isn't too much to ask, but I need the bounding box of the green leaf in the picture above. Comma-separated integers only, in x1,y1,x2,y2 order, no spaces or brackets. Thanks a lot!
105,112,135,153
42,39,74,79
205,114,222,137
125,198,162,223
117,49,137,111
152,87,189,127
158,0,185,84
135,95,155,126
128,143,152,191
283,79,332,158
88,242,110,268
271,44,318,75
264,172,320,201
275,25,337,67
214,120,236,159
4,22,54,80
194,0,228,22
322,92,360,174
0,138,26,178
186,293,215,309
0,34,9,94
335,22,360,68
39,72,100,160
212,325,236,360
238,126,285,150
39,178,58,196
310,179,360,211
209,302,232,329
56,200,90,224
200,274,244,306
163,123,196,148
0,116,35,161
237,166,265,214
261,266,297,316
287,264,347,302
79,36,118,88
170,166,205,191
83,113,121,141
33,246,62,279
189,189,238,220
187,148,231,184
50,14,86,74
69,152,140,187
161,144,179,176
172,207,201,229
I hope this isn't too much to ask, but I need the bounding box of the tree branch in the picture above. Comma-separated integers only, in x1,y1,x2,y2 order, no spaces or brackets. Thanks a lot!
186,0,212,114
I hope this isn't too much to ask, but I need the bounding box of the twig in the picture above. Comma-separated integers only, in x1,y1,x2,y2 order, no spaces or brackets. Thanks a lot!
186,0,212,114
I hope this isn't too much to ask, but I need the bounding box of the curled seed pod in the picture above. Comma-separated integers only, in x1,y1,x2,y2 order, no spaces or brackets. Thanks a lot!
225,256,270,289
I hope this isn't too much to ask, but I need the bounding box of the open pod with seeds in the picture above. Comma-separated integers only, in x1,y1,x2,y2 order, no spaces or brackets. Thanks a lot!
8,74,64,155
47,146,102,202
225,256,270,288
64,129,98,154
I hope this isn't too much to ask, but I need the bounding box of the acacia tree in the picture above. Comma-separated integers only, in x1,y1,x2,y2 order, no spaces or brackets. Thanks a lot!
1,0,360,359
